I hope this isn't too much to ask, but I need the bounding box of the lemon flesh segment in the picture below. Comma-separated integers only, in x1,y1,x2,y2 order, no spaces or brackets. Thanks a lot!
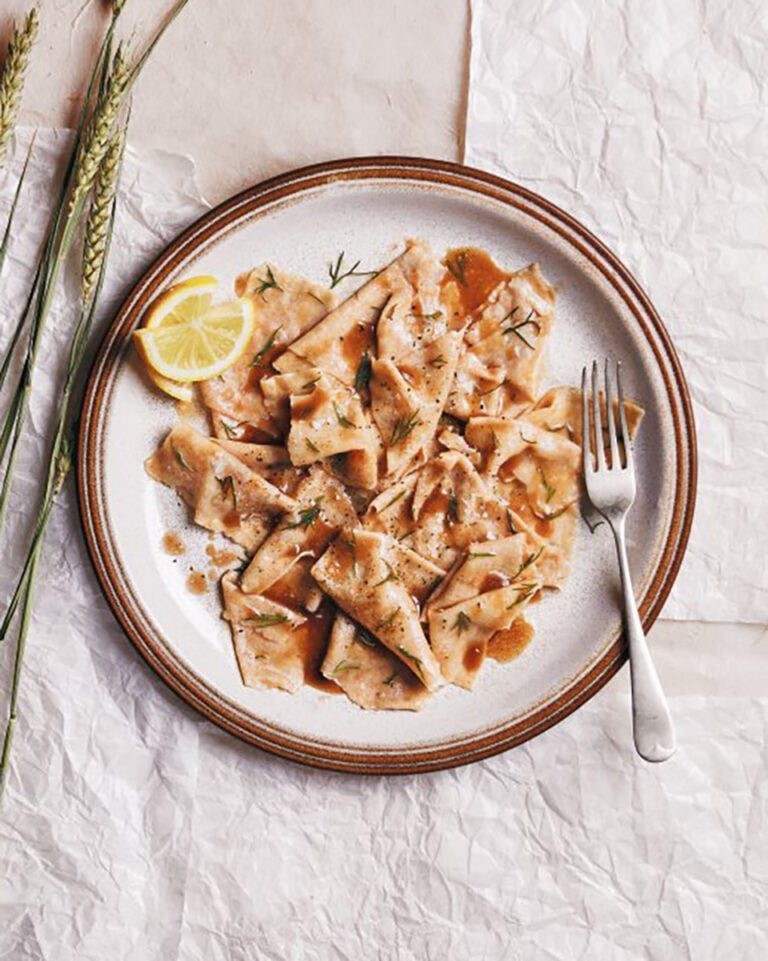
134,298,255,383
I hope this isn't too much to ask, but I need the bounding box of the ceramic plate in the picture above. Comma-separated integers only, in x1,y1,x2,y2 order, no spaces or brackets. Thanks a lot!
78,158,696,774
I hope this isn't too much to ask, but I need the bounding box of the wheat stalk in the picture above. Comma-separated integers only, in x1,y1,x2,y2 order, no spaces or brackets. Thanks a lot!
81,131,123,306
0,8,38,167
0,0,192,800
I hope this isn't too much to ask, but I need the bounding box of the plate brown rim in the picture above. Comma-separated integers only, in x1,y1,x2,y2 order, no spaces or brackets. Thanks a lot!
77,156,697,775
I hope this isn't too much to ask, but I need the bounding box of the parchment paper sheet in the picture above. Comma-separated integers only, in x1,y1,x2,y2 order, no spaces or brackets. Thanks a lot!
0,102,765,960
466,0,768,623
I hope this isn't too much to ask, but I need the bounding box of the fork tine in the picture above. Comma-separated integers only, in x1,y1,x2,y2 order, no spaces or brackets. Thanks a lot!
604,358,620,470
581,366,592,474
591,360,605,470
616,360,633,467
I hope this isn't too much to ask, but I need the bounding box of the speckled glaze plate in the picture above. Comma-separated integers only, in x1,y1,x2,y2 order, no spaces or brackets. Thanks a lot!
78,158,696,774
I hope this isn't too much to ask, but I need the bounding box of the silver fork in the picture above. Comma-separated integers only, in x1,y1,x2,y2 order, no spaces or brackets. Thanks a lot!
582,359,675,763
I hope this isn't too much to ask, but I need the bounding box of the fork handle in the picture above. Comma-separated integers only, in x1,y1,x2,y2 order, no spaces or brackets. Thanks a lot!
609,518,676,763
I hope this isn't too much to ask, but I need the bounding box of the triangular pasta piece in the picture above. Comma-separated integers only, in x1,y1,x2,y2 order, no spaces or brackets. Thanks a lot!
274,241,439,387
145,425,295,551
285,371,381,489
311,530,444,691
321,613,432,711
215,438,303,494
445,263,555,420
427,534,544,688
260,369,323,436
525,386,644,451
371,330,463,480
241,466,357,595
465,414,581,585
145,423,215,507
221,572,307,693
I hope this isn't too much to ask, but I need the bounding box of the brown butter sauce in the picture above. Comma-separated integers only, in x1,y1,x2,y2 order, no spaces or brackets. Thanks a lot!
186,571,208,595
463,641,486,672
488,619,535,662
264,572,340,694
340,323,374,369
205,544,239,567
162,532,185,556
442,247,510,315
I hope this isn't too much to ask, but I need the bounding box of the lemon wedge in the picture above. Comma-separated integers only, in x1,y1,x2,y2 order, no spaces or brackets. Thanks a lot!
134,278,255,383
139,276,218,399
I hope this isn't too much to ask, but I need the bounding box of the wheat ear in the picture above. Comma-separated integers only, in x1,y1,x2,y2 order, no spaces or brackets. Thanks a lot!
81,131,123,306
69,44,130,212
0,8,39,166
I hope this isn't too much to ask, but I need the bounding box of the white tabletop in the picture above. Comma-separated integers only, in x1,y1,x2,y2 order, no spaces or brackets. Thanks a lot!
1,1,766,957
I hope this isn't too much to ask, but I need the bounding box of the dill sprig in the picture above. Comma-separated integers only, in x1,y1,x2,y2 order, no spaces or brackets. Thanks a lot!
333,402,355,429
372,562,398,588
375,608,400,632
354,352,372,393
282,500,322,530
217,475,238,509
327,251,377,289
506,582,539,609
453,611,471,633
0,8,39,168
172,443,191,472
332,659,360,677
353,625,378,648
251,325,282,366
511,547,544,582
538,466,556,503
390,411,420,446
254,265,282,296
501,308,540,350
338,533,358,577
243,612,289,628
396,645,425,679
445,250,468,286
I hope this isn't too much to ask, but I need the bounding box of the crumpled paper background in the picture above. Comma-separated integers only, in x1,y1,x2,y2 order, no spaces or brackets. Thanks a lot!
467,0,768,623
0,4,767,951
